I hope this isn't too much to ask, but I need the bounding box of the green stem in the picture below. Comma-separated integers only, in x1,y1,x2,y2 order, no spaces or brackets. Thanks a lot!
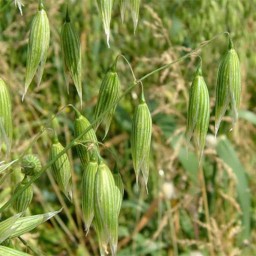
116,54,137,82
0,31,228,213
199,162,215,256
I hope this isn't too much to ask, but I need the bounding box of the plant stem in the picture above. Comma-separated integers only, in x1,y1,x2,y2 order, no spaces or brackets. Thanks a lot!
199,162,215,256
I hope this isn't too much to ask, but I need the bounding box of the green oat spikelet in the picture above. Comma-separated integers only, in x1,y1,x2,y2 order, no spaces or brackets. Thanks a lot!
186,62,210,160
120,0,130,22
13,176,33,213
131,87,152,191
215,38,241,136
94,161,121,255
94,64,121,139
23,1,50,100
130,0,141,33
96,0,113,47
21,154,42,176
50,134,72,201
0,78,13,154
82,155,98,232
61,8,82,106
73,107,98,168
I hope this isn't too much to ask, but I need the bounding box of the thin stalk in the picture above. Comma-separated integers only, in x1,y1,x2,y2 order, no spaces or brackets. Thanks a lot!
165,200,178,256
198,162,215,256
0,32,228,213
116,54,137,82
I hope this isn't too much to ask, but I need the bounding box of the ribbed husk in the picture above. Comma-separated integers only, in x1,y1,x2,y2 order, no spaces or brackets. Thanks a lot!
131,93,152,190
130,0,141,33
81,159,98,232
186,64,210,160
13,176,33,213
61,9,82,105
96,0,113,47
94,70,121,139
215,39,241,136
50,137,72,200
74,109,98,168
23,2,50,100
0,78,13,154
93,162,122,255
21,154,42,176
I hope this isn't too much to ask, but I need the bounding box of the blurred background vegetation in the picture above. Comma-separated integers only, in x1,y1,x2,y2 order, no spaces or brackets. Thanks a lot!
0,0,256,255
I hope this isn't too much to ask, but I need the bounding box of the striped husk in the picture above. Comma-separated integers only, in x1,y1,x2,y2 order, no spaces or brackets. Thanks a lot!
94,69,121,139
96,0,113,47
74,109,98,168
0,78,13,153
61,9,82,105
82,158,98,232
23,2,50,100
50,136,72,200
13,176,33,213
186,64,210,160
215,38,241,136
131,91,152,190
94,161,122,255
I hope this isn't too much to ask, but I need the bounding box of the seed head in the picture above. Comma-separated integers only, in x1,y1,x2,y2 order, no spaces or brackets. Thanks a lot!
94,66,121,139
186,63,210,160
215,38,241,136
23,2,50,100
131,89,152,191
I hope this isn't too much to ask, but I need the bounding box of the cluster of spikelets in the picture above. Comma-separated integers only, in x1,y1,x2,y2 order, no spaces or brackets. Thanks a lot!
97,0,142,46
22,0,142,103
48,105,124,255
186,37,241,160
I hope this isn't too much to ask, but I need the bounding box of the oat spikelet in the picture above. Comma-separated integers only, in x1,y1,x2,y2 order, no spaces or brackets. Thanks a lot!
23,1,50,100
131,88,152,191
215,38,241,136
186,62,210,160
96,0,113,47
61,8,82,106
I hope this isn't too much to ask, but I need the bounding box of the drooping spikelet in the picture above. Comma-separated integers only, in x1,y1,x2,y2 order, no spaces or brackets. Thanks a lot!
0,78,13,154
23,1,50,100
93,161,122,255
94,65,121,139
131,88,152,190
73,107,98,168
186,62,210,160
215,38,241,136
61,8,82,106
120,0,130,23
96,0,113,47
49,135,72,200
13,176,33,213
81,155,98,232
130,0,141,33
